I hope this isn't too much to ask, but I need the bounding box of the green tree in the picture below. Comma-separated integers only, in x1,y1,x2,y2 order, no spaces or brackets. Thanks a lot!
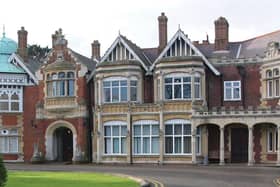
0,155,7,187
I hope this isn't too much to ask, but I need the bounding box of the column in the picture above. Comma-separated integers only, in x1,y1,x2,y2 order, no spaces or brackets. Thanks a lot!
159,73,163,101
277,125,280,166
127,111,132,164
219,127,224,165
192,126,197,164
98,79,102,105
96,111,101,164
248,127,254,166
159,109,164,164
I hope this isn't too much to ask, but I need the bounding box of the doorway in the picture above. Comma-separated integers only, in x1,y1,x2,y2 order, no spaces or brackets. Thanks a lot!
231,128,248,163
53,127,73,162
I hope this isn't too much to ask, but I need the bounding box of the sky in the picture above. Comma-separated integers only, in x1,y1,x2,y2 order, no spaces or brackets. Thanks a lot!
1,0,279,58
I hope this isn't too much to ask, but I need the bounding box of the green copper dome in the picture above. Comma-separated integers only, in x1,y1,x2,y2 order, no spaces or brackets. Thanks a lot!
0,33,17,55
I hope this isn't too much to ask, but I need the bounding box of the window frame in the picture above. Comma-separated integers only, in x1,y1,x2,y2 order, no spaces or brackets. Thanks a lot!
133,120,160,155
0,85,23,113
223,80,241,101
164,75,192,100
267,128,278,153
103,121,127,155
0,129,19,154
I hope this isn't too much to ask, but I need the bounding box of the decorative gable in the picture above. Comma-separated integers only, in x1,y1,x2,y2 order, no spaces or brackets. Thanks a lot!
151,29,220,76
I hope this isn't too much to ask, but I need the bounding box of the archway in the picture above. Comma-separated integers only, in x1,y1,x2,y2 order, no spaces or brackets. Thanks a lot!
53,127,73,162
45,120,77,161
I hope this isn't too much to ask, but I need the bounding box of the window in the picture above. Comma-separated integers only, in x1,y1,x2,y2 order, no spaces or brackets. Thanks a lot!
0,129,19,153
266,69,280,98
164,76,191,100
165,119,201,155
103,77,138,103
194,76,201,99
46,71,75,97
104,121,127,155
133,120,159,155
0,86,22,112
267,128,278,152
224,81,241,101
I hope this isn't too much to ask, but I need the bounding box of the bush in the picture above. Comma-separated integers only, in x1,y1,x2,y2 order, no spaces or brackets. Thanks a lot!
0,155,7,187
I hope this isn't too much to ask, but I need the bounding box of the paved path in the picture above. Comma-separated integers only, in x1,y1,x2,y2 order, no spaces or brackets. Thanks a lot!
6,163,280,187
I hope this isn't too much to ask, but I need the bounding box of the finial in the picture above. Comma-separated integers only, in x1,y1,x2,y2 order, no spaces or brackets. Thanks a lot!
118,30,121,36
3,25,5,37
178,24,181,30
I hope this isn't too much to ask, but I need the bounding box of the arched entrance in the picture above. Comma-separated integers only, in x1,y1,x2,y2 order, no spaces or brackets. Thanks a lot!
45,120,77,161
53,127,73,162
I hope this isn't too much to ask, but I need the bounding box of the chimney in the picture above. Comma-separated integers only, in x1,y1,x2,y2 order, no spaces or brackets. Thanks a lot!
17,27,28,61
158,12,168,53
91,40,100,60
214,17,229,51
51,28,67,50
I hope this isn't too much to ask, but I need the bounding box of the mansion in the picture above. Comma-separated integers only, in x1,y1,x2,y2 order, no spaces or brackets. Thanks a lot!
1,13,280,166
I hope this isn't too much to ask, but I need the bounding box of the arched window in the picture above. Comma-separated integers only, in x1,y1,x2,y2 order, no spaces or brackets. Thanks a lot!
0,86,23,112
46,71,75,97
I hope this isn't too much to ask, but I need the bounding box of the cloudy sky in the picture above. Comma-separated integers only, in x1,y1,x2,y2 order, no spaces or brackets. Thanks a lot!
1,0,279,57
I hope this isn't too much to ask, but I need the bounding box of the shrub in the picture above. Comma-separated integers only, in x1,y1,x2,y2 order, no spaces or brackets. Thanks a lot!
0,155,7,187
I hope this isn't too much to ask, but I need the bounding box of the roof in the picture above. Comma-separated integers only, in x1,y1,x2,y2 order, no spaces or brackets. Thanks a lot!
70,49,96,71
196,30,280,59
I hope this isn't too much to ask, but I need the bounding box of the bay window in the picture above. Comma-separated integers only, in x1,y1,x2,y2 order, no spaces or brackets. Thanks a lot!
133,120,160,155
165,119,201,155
104,121,127,155
46,71,75,97
103,77,138,103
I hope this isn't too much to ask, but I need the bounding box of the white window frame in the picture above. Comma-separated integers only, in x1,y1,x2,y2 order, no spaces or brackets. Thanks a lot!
267,128,278,153
224,81,241,101
102,77,138,103
103,121,127,155
0,85,23,112
164,73,192,100
0,129,19,154
164,119,201,155
194,74,201,99
133,120,160,155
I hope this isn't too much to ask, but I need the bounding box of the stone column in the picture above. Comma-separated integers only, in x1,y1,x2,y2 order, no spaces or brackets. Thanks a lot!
126,111,132,164
192,126,197,164
277,125,280,166
159,109,164,164
219,127,225,165
248,127,254,166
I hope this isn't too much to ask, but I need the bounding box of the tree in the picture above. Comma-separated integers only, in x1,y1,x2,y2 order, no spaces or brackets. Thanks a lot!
28,44,50,59
0,155,7,187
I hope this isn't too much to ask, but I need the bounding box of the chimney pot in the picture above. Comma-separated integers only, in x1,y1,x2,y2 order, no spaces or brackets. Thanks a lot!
92,40,101,61
158,12,168,53
214,16,229,50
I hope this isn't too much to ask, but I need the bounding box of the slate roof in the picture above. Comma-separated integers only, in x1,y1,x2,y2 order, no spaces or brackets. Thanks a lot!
70,49,96,71
196,30,280,59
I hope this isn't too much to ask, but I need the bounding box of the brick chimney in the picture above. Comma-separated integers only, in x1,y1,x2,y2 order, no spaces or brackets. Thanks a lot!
158,12,168,53
214,17,229,51
91,40,100,60
17,27,28,61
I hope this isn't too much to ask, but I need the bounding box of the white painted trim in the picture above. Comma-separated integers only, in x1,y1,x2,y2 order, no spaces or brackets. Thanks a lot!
103,121,127,126
223,80,241,101
8,53,38,85
150,29,220,76
133,120,159,125
165,119,191,124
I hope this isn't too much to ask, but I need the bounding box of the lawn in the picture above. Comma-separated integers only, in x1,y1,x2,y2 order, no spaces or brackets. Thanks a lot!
6,171,139,187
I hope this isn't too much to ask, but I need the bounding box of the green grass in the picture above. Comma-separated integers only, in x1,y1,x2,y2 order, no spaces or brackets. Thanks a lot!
6,171,139,187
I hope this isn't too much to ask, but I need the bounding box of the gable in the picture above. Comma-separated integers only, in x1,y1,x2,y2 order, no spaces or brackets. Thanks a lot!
151,29,220,76
100,35,149,71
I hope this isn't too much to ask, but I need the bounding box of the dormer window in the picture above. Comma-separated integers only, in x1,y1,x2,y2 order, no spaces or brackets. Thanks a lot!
46,71,75,97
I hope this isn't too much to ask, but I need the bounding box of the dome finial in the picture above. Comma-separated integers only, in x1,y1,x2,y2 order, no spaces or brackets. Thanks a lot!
2,25,5,37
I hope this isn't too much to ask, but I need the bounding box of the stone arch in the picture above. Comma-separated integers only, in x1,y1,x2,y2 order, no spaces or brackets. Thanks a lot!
45,120,77,161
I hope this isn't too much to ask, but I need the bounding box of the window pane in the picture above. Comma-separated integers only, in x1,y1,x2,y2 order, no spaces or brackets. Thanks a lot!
225,88,232,99
151,137,159,154
131,80,137,86
11,102,19,111
143,125,150,136
67,72,74,78
120,87,127,101
164,78,172,83
103,81,110,87
152,125,159,135
268,131,273,151
58,72,65,78
143,137,150,153
104,88,111,102
112,81,119,86
105,138,111,154
194,77,200,83
184,137,191,153
174,124,182,135
104,126,111,136
0,102,8,111
196,136,200,154
112,126,119,136
276,80,279,96
130,87,137,101
165,137,173,153
134,126,141,136
113,138,119,153
67,80,74,96
11,93,19,100
233,88,240,99
121,137,126,153
174,78,181,83
183,77,191,82
174,84,182,98
165,125,173,135
183,125,191,135
233,82,240,87
0,93,8,99
121,126,127,136
174,137,182,153
194,84,200,98
225,82,231,87
183,84,191,98
120,80,127,86
134,137,141,154
112,87,119,102
165,85,172,99
59,81,65,96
